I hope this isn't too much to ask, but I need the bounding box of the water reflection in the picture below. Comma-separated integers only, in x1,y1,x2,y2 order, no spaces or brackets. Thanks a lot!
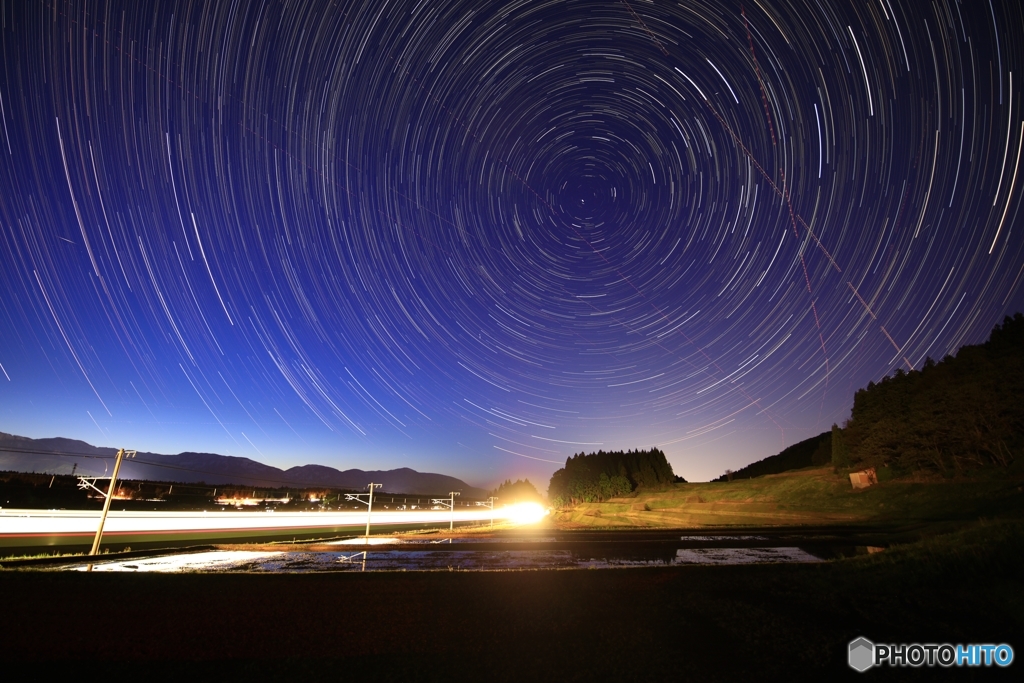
211,546,829,572
65,537,885,573
671,547,821,565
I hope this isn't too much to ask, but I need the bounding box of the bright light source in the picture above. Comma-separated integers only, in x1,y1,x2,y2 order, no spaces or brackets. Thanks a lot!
503,502,547,525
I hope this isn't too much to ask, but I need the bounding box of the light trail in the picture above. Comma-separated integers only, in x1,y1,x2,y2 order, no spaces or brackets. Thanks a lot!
0,504,546,551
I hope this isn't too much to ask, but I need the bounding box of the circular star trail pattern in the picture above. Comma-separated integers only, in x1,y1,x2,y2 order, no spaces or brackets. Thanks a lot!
1,0,1022,482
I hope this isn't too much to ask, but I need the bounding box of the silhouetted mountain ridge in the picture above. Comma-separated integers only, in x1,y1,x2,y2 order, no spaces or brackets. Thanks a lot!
0,432,485,497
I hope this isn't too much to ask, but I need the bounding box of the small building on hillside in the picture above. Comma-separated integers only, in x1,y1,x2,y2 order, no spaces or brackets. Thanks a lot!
849,468,878,489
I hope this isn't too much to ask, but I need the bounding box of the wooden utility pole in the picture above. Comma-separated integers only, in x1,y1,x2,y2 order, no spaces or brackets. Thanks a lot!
79,448,136,571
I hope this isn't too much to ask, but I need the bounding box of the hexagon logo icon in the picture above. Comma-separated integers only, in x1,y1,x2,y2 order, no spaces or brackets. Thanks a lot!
848,637,875,672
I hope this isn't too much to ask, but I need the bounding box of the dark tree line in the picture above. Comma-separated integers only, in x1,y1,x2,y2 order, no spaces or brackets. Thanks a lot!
548,448,675,507
711,313,1023,482
843,313,1023,475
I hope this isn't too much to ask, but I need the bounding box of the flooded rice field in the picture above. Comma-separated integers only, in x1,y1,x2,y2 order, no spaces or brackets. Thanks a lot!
70,528,886,572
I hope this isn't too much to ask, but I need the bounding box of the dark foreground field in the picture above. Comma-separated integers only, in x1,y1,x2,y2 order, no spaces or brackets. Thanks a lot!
2,520,1021,681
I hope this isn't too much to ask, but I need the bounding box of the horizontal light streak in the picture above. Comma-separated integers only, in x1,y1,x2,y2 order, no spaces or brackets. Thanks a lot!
0,507,530,541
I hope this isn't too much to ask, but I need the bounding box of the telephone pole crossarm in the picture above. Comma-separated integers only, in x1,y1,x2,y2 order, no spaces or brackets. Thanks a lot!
430,491,460,531
77,477,114,497
475,496,498,526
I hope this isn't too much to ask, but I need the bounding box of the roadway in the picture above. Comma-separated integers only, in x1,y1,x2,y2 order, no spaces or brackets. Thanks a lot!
0,503,545,555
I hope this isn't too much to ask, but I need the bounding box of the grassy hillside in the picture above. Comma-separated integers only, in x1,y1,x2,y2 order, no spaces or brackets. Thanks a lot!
554,466,1024,528
711,431,830,482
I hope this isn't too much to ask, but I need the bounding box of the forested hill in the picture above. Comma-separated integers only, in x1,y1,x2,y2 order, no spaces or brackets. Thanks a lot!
711,313,1023,482
548,448,675,507
844,313,1023,475
712,431,831,482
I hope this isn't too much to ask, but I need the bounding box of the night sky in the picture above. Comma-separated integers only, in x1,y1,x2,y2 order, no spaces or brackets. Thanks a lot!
1,0,1022,486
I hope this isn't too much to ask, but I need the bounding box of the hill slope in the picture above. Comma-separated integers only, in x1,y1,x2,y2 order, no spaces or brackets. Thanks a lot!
712,431,830,482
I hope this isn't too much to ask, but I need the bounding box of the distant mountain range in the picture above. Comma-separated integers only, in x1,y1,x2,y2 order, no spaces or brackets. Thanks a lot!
0,432,485,497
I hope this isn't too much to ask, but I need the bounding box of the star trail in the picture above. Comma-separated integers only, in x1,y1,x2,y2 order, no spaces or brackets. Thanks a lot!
1,0,1022,484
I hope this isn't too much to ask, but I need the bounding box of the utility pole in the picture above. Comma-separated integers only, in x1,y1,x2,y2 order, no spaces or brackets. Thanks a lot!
432,491,460,531
345,483,382,545
475,496,498,526
77,448,136,571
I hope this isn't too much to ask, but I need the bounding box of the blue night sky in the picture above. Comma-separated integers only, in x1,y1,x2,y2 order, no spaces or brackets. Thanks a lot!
1,0,1022,487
